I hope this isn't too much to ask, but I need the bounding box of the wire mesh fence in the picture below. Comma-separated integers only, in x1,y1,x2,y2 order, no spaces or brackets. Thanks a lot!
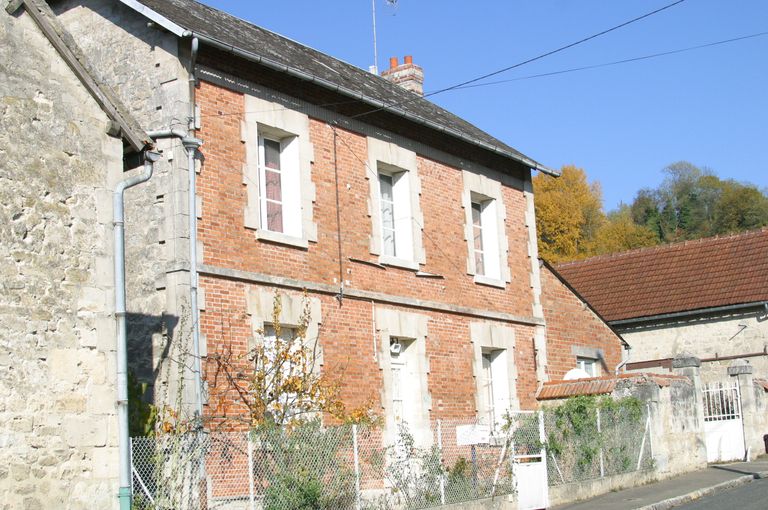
543,404,653,486
131,407,653,509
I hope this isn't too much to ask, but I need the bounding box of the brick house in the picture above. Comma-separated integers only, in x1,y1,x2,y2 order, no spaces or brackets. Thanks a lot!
2,0,626,505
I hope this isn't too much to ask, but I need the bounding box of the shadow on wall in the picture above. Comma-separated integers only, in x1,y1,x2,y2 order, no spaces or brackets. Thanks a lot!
127,312,180,405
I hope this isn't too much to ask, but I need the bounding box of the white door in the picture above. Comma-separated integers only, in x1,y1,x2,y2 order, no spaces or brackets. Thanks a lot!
702,381,745,462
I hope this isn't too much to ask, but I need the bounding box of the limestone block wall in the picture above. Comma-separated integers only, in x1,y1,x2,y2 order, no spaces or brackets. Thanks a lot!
0,7,125,509
613,375,707,478
55,0,197,410
621,309,768,382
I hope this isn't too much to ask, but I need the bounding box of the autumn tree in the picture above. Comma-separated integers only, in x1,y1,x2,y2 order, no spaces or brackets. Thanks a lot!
592,206,659,255
533,165,605,263
208,292,372,428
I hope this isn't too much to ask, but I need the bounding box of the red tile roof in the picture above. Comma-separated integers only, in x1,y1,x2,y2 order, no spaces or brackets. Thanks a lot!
537,373,689,401
555,228,768,322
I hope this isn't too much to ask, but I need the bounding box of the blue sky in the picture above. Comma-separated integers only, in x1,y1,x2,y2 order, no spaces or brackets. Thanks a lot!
201,0,767,211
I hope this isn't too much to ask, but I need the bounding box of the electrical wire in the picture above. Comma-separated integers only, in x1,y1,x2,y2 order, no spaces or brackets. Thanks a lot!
348,0,688,120
194,29,767,122
451,30,768,91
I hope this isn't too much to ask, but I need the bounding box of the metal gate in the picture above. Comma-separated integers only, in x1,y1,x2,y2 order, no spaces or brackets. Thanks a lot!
509,411,549,510
702,381,745,462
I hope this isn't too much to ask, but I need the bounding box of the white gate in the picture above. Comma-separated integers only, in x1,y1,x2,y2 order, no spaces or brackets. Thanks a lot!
510,411,549,510
702,381,745,462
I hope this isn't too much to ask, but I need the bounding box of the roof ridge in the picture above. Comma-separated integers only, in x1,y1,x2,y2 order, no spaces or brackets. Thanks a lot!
557,226,768,268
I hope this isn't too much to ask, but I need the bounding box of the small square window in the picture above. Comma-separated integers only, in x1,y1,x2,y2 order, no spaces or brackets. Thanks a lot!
576,357,598,377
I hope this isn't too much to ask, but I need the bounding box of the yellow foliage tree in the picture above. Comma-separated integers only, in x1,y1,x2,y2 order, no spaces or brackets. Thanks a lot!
208,292,375,428
592,206,659,255
533,165,605,263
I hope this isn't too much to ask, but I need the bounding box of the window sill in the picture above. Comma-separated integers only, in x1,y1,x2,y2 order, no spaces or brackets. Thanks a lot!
379,255,420,271
473,274,506,289
255,229,309,249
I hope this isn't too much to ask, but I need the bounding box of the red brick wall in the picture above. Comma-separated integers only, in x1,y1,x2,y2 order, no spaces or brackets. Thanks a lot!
540,264,624,380
195,80,543,426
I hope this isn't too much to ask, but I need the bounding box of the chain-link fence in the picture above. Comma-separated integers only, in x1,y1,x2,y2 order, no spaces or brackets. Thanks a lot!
543,404,653,486
131,408,652,509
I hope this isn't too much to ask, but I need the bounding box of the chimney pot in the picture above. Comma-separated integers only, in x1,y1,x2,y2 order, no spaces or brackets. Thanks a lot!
404,55,413,65
389,57,399,70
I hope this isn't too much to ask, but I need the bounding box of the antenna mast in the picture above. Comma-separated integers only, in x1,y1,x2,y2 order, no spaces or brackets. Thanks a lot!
370,0,379,74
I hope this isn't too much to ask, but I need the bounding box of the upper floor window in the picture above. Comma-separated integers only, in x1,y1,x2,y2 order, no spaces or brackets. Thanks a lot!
378,167,414,261
242,95,317,248
462,170,511,288
367,137,425,269
471,198,501,280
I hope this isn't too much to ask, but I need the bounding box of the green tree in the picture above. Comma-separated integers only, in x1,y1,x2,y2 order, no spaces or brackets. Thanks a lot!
713,181,768,234
628,162,768,242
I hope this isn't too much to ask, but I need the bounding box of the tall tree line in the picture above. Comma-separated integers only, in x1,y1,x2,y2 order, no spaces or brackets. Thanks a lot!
534,162,768,263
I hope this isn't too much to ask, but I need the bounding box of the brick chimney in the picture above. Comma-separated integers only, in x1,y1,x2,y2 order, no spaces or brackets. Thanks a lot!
381,55,424,96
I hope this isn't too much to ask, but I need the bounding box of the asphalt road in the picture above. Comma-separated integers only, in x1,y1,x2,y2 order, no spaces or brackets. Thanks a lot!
674,478,768,510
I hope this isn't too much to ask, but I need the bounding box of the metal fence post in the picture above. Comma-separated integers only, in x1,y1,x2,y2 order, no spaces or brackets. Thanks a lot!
597,408,605,478
647,402,654,461
247,433,255,510
353,424,362,510
437,420,445,505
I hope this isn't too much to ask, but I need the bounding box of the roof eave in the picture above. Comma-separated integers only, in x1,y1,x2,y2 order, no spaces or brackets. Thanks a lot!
115,0,558,176
610,300,768,327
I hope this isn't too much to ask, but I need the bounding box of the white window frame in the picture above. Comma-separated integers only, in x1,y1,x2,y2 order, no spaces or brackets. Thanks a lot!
471,322,519,432
461,170,511,288
367,137,425,270
572,346,604,378
242,95,316,248
576,357,598,377
481,348,511,430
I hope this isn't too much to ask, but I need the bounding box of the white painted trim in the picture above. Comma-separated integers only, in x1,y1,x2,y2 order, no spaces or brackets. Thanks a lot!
242,95,317,244
471,322,520,424
116,0,187,36
461,170,511,286
366,137,425,266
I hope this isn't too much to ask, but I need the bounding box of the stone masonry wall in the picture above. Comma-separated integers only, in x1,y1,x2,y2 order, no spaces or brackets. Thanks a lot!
540,263,624,379
0,7,124,509
621,310,768,382
55,0,196,410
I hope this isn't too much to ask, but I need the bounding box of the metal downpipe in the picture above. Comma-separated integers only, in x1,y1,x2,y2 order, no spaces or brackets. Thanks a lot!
114,151,161,510
145,128,204,421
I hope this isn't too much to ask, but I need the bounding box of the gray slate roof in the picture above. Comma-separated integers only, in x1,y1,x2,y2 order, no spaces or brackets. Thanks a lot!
130,0,550,173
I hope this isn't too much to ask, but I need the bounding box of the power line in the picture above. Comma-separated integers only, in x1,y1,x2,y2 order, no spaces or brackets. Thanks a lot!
197,29,766,121
451,31,768,90
348,0,688,120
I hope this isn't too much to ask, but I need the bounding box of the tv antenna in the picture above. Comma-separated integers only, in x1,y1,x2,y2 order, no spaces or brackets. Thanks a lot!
370,0,398,74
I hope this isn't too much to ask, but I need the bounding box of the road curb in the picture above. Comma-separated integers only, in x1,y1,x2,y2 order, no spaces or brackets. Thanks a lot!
634,475,754,510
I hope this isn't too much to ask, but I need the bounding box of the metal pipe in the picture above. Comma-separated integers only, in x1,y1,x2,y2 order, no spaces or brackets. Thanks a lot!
146,128,204,421
115,151,161,510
